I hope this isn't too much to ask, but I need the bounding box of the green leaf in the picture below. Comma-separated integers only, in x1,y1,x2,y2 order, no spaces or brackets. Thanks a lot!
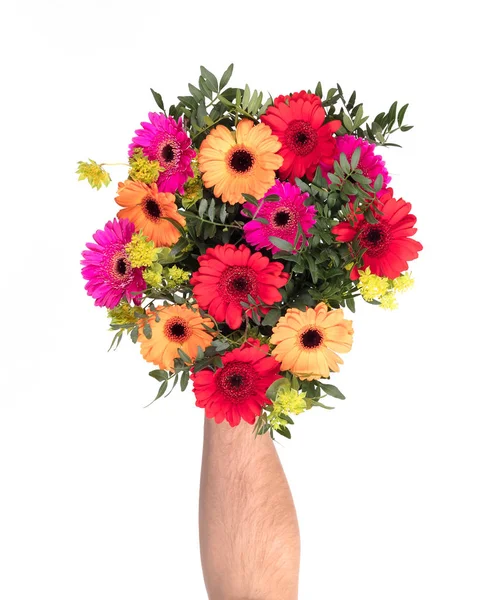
143,322,152,339
177,348,192,364
153,380,168,401
207,198,216,222
149,369,169,382
351,147,361,170
198,198,208,218
373,174,384,192
162,216,185,235
339,152,350,173
200,66,218,93
150,88,165,112
343,114,354,132
315,81,323,98
346,297,356,313
268,236,295,252
198,76,212,99
219,203,227,224
241,193,258,205
397,103,409,127
178,95,197,109
318,382,346,399
188,84,203,103
262,308,281,327
130,326,138,344
180,369,190,392
401,125,414,132
387,101,398,125
219,63,234,90
242,84,251,109
266,378,290,402
276,426,291,439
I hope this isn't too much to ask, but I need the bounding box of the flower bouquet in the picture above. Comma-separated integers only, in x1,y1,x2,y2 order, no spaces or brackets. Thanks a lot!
79,65,422,438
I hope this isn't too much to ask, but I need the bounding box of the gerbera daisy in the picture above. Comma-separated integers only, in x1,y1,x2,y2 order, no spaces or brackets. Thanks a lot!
270,303,354,381
115,180,185,247
128,112,195,194
261,91,341,182
332,134,391,194
138,304,215,372
243,180,317,254
197,119,283,205
332,188,423,280
81,218,146,309
190,244,288,330
191,340,281,427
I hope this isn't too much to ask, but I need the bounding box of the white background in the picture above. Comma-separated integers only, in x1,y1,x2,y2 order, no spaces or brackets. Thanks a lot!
1,1,498,598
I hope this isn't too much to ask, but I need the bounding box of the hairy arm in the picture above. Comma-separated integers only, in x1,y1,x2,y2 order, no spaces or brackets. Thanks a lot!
199,417,300,600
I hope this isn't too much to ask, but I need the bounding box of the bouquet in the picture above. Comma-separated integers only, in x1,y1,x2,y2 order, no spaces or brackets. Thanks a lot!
79,65,422,438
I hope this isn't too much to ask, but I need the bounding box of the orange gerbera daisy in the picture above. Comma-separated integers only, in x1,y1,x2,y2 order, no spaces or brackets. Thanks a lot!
138,304,215,372
270,303,353,380
197,119,283,205
115,180,185,247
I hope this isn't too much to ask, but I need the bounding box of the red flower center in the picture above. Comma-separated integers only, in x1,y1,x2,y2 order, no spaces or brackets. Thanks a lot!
164,317,191,342
285,120,318,156
216,361,256,403
162,144,175,163
359,223,392,256
300,327,324,349
142,197,162,221
219,266,258,303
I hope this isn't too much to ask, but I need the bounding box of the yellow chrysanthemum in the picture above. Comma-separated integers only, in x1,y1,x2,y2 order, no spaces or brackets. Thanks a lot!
125,232,159,268
143,263,163,288
358,267,390,301
198,119,283,205
380,292,398,310
269,387,308,431
108,302,144,326
270,303,354,381
182,158,204,208
165,265,190,288
393,272,414,293
128,148,164,184
76,159,111,190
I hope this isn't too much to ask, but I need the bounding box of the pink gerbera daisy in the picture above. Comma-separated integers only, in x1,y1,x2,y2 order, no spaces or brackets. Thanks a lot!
243,180,317,254
128,112,196,194
81,218,146,308
333,134,391,194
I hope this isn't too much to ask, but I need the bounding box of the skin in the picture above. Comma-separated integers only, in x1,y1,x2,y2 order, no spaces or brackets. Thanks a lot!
199,417,300,600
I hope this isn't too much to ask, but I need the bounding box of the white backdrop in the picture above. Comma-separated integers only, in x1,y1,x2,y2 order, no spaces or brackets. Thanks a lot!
1,1,498,598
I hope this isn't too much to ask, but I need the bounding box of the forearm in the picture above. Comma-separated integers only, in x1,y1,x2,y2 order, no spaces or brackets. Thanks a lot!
199,417,300,600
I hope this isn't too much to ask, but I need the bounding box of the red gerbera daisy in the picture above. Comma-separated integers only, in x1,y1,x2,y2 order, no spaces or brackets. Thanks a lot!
191,340,281,427
190,244,288,330
261,91,341,182
332,188,423,280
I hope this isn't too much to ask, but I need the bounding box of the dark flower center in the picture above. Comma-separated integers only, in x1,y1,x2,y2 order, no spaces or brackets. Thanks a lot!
300,327,324,349
144,197,161,220
285,120,318,156
359,223,391,257
228,374,244,388
162,144,175,163
164,317,190,342
219,266,258,303
274,210,291,227
116,257,128,276
217,361,256,403
229,149,254,173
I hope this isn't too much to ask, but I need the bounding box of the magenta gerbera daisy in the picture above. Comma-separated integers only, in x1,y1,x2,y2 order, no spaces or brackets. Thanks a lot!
243,180,317,254
333,134,391,195
81,218,146,309
128,112,196,194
